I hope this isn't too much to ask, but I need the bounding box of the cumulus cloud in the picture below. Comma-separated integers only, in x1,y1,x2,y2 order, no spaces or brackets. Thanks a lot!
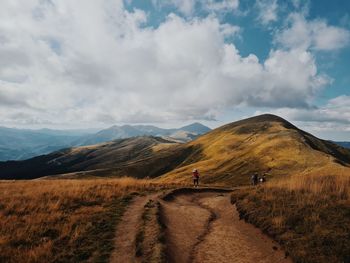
255,95,350,139
152,0,239,16
0,0,330,127
255,0,278,25
255,95,350,141
293,96,350,124
168,0,196,16
204,0,240,13
276,13,350,51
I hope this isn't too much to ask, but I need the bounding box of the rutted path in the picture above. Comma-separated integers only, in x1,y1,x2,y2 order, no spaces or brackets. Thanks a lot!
109,189,292,263
160,189,292,263
109,193,158,263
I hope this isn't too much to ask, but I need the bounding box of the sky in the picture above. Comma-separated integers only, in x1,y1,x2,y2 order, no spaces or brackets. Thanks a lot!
0,0,350,140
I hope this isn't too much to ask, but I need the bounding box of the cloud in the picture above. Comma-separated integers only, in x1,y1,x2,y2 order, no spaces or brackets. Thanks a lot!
255,0,278,25
254,95,350,139
204,0,239,13
256,95,350,132
152,0,239,16
0,0,330,127
169,0,196,16
276,13,350,51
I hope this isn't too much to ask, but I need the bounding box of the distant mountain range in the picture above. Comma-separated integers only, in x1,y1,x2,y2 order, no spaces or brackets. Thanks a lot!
0,127,91,161
75,122,211,146
0,123,211,161
334,141,350,149
1,114,349,182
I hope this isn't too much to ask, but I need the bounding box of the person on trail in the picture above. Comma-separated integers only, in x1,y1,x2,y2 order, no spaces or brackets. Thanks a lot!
259,174,267,183
193,169,200,187
251,172,258,186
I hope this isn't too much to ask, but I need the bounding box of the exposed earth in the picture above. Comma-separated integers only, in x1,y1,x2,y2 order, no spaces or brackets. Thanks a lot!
110,188,292,263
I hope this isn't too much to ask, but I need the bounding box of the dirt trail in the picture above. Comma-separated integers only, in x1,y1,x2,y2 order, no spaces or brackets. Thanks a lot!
109,194,158,263
160,190,292,263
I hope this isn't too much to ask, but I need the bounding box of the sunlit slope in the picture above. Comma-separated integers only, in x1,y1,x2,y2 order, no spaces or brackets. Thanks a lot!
1,114,349,183
157,114,350,185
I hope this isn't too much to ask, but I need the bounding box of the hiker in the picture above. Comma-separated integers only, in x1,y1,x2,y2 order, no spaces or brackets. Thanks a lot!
259,174,267,183
193,169,200,187
251,172,258,186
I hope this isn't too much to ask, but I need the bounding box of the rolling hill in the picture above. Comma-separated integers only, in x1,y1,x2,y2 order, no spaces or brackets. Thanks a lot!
157,114,350,185
75,123,211,145
0,137,196,179
0,114,349,184
0,123,210,161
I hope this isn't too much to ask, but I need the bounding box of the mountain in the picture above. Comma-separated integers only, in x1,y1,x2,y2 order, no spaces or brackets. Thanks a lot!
0,127,93,161
76,123,211,145
157,114,350,185
334,141,350,149
0,123,210,161
178,123,211,134
0,137,191,179
1,114,349,184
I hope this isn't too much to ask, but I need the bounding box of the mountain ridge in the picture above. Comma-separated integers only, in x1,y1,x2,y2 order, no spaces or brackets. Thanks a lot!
0,114,349,184
0,122,211,161
76,123,211,146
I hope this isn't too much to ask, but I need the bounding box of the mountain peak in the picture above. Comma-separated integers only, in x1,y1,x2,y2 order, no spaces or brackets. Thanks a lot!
218,114,297,133
179,122,211,134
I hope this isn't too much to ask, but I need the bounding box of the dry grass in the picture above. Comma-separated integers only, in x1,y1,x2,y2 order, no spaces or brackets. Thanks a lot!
267,174,350,199
232,174,350,263
0,178,171,263
158,120,350,186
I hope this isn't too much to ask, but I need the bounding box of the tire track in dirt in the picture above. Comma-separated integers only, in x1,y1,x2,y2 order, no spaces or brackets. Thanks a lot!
160,189,292,263
109,193,158,263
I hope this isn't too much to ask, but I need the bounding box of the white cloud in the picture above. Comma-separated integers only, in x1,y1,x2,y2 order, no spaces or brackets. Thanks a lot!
276,13,350,51
255,95,350,139
0,0,329,127
152,0,239,16
255,0,278,25
170,0,196,16
204,0,239,13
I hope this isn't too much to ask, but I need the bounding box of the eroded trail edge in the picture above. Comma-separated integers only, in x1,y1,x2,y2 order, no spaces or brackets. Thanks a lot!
110,193,159,263
159,188,292,263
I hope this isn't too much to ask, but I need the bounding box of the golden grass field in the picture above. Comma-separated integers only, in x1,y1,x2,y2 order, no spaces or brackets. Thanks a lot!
1,115,349,262
232,174,350,263
0,178,173,263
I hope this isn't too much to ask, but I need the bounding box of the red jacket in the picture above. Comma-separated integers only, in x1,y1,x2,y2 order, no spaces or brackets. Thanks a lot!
193,170,199,178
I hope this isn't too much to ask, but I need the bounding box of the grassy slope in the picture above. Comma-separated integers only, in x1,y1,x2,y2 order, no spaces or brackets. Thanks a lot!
0,137,192,179
158,114,350,186
2,114,349,186
231,175,350,263
0,178,170,263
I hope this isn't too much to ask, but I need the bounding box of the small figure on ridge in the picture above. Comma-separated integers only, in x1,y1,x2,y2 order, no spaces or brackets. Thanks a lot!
251,172,258,186
193,168,200,187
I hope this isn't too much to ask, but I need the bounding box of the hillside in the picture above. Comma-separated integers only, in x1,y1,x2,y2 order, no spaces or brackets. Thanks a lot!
0,137,195,180
0,123,210,161
1,114,349,183
157,114,350,185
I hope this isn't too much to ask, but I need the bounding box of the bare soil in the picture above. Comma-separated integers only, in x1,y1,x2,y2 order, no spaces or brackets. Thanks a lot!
160,190,292,263
109,194,158,263
110,189,292,263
